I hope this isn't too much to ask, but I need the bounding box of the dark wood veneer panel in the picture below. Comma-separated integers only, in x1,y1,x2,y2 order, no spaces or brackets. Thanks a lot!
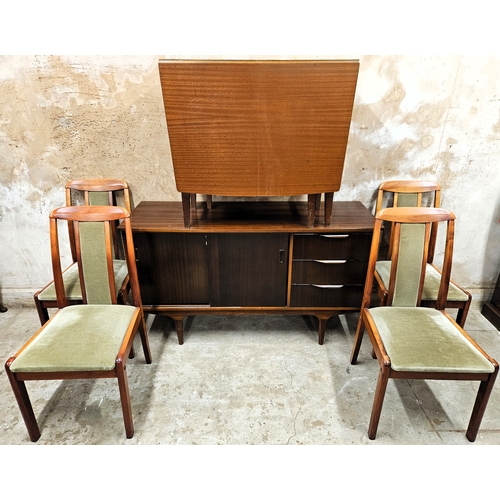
292,233,372,260
290,284,364,307
208,233,289,306
292,260,368,285
134,232,209,305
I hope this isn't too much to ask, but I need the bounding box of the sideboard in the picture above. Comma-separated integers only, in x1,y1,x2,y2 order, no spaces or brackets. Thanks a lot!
128,200,374,345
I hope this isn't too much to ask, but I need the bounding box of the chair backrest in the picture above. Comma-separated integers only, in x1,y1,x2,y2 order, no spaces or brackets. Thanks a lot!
362,207,455,310
375,180,441,262
65,179,132,261
49,205,142,309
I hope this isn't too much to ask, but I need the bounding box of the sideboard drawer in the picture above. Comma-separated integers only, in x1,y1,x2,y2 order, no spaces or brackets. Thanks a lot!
291,260,367,285
290,284,364,307
292,233,371,260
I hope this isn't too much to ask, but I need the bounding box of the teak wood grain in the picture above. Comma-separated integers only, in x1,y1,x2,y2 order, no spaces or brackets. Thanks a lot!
128,200,373,233
158,60,359,197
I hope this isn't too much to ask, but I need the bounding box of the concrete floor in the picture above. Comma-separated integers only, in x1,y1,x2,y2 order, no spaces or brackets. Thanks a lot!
1,302,500,447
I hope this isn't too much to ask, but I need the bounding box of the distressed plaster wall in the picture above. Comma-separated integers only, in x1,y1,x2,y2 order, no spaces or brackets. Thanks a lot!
1,55,499,307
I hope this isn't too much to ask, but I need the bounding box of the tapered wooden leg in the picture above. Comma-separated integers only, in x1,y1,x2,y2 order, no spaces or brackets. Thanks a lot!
181,193,191,228
317,316,328,345
455,299,471,328
466,368,498,442
368,364,390,440
129,345,136,359
5,360,41,442
324,192,333,226
350,313,366,364
33,293,50,326
206,195,213,209
307,194,317,227
174,317,184,345
116,360,134,439
138,315,152,364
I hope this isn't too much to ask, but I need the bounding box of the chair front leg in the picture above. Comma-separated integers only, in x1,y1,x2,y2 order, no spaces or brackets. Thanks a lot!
466,368,498,442
5,360,41,442
368,364,390,440
116,360,134,439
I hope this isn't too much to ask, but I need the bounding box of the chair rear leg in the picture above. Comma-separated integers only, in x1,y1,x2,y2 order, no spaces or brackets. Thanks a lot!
5,360,41,442
350,313,366,364
368,364,390,440
466,369,498,442
33,294,49,326
455,297,471,329
116,360,134,439
138,316,152,364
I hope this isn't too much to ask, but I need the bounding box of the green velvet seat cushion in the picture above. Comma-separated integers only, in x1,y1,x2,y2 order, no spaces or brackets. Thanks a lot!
10,304,137,372
37,260,128,302
375,260,469,302
367,307,494,373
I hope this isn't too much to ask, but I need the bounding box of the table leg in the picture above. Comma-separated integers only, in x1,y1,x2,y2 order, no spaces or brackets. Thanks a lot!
181,193,191,228
324,192,333,226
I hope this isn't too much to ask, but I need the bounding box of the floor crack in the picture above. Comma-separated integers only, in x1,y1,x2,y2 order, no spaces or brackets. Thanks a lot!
284,358,302,445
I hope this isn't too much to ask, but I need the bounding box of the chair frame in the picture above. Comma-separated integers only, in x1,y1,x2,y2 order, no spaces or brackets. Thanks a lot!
6,205,152,441
374,180,471,327
351,207,498,441
34,179,132,325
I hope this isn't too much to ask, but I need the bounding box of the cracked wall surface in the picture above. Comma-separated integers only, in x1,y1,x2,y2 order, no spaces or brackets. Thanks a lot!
1,55,499,305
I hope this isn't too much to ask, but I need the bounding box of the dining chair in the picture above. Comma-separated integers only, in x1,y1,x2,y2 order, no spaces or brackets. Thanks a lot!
374,180,471,327
34,179,132,326
6,205,152,441
350,206,498,441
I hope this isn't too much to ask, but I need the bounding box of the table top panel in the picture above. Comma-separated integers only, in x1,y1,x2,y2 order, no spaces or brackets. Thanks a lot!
159,60,359,196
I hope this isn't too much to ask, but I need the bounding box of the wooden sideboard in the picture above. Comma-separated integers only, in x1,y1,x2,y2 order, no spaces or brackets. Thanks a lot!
128,200,374,345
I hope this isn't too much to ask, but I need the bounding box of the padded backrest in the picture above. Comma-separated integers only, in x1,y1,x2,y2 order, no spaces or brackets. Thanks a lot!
77,221,115,304
391,223,428,306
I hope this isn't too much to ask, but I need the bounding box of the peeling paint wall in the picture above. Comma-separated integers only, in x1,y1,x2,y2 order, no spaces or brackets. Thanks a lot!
1,55,499,306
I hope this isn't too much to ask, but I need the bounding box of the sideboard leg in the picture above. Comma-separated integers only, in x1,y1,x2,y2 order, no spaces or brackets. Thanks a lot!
181,193,191,228
174,317,185,345
317,316,329,345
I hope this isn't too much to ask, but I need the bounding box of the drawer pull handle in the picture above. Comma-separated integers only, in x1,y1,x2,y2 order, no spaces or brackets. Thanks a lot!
313,259,347,264
319,234,349,238
312,284,344,289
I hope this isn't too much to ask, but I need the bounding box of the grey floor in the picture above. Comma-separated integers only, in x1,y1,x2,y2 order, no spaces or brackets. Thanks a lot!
1,302,500,447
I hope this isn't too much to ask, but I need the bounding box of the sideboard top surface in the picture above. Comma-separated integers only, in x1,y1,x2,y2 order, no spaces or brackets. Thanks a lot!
129,201,374,233
159,60,359,196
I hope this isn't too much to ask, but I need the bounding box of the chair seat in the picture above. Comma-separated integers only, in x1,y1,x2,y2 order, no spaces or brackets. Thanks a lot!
375,260,469,302
37,260,128,301
10,304,138,373
367,307,494,373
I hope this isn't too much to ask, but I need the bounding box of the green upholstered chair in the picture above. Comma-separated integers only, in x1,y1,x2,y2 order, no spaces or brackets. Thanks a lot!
5,205,152,441
34,179,132,326
373,180,471,327
350,207,497,441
